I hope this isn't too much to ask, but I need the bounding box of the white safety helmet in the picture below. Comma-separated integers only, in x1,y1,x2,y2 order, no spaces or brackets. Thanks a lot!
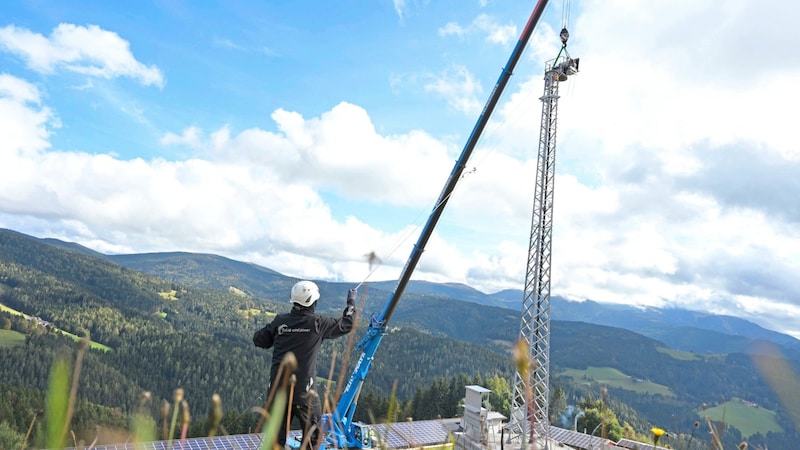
290,280,320,307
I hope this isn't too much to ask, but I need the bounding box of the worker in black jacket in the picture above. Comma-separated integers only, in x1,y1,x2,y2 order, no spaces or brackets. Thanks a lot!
253,280,356,448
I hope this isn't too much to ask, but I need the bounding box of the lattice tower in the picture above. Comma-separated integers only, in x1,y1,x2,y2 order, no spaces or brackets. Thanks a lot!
507,53,578,449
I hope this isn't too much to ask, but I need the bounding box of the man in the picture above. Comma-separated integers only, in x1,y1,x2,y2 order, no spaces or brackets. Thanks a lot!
253,280,356,448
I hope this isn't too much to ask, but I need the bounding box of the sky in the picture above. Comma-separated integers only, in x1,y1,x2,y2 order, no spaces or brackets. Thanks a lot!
1,0,800,338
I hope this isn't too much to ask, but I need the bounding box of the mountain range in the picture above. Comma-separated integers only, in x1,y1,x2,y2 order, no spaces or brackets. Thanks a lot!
44,235,798,361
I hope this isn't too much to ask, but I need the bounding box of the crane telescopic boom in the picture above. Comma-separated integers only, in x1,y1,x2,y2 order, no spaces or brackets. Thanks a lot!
300,2,552,448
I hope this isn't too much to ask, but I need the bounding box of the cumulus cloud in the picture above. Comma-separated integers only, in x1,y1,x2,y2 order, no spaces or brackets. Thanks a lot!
676,143,800,222
0,74,55,156
438,13,518,46
160,126,205,149
438,22,466,39
423,66,483,115
195,102,456,206
473,14,517,46
0,23,164,87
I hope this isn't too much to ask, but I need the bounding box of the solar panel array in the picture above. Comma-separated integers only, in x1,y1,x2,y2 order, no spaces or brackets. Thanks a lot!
67,419,456,450
70,421,651,450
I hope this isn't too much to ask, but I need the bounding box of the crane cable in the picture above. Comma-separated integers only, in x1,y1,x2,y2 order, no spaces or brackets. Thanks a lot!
352,180,469,290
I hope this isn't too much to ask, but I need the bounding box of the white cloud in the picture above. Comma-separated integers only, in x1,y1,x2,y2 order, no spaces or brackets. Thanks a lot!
423,65,483,115
474,14,516,46
438,22,466,39
0,74,55,157
160,126,205,149
201,102,456,206
393,0,407,20
0,73,41,104
438,13,518,46
0,23,164,87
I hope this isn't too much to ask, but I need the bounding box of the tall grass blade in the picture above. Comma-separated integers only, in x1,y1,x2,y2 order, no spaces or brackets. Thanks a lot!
260,390,286,450
45,356,70,449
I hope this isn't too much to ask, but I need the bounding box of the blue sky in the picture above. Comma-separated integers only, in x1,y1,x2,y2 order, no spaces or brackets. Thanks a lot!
2,0,800,339
8,1,554,158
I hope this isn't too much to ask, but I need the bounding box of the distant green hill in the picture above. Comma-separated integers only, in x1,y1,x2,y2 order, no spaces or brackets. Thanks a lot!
107,252,291,301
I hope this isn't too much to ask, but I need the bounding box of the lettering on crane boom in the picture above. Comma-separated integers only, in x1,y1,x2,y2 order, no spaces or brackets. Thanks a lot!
343,352,367,395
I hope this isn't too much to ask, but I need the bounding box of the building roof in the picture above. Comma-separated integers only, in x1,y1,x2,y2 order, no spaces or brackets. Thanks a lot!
465,385,491,393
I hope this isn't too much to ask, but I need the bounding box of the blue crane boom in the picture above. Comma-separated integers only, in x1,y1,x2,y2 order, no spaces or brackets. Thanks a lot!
304,2,552,448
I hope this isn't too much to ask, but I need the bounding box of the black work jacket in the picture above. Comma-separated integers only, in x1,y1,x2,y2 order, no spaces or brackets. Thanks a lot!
253,300,354,402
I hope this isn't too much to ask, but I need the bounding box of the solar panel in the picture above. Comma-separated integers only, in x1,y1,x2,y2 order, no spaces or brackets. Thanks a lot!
369,419,452,448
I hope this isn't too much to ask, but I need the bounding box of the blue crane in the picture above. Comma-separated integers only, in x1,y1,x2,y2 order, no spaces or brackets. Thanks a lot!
290,1,552,447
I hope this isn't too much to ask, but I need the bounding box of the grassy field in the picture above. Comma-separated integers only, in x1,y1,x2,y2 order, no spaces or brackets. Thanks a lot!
558,366,675,397
237,308,275,320
656,347,700,361
158,290,178,300
60,329,112,352
0,302,111,352
0,329,27,348
702,399,783,438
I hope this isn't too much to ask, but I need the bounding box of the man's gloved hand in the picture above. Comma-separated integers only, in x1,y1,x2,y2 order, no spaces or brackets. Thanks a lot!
344,288,357,317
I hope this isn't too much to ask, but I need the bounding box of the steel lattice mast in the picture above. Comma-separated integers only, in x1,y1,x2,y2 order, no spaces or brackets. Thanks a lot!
507,50,578,448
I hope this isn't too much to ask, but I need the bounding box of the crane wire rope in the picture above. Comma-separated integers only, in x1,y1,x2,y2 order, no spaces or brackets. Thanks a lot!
352,180,469,290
